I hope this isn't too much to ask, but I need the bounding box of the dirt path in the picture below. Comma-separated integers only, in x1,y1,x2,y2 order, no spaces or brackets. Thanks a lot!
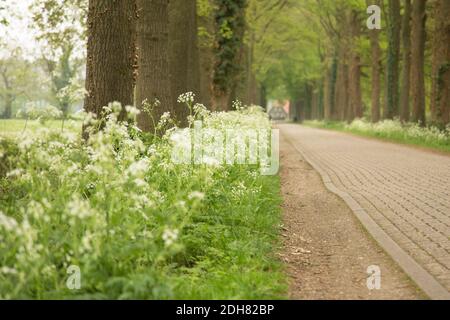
279,131,425,299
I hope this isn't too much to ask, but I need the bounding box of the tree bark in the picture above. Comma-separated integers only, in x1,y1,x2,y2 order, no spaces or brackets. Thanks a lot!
169,0,200,126
431,0,450,127
386,0,401,119
311,87,319,120
136,0,172,133
304,83,313,120
198,1,215,107
211,0,247,111
368,0,381,123
260,84,267,110
334,46,349,121
83,0,137,137
410,0,427,125
348,10,363,121
323,66,332,120
400,0,412,122
1,94,13,119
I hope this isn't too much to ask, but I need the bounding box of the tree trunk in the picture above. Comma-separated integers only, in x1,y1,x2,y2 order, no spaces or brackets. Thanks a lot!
297,98,305,122
334,46,349,121
169,0,200,126
289,100,296,121
311,87,319,120
1,94,13,119
368,0,381,123
304,83,313,120
431,0,450,127
244,31,258,105
260,84,267,110
211,0,247,111
386,0,401,119
410,0,427,125
328,56,337,120
348,10,363,121
83,0,137,137
198,1,215,108
400,0,412,122
136,0,172,133
323,66,332,120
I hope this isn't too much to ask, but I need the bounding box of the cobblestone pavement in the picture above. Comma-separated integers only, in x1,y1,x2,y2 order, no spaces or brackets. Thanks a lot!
279,124,450,299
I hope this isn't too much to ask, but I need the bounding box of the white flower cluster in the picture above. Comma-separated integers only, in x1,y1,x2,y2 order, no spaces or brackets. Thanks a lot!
126,158,150,178
177,92,195,104
188,191,205,201
0,210,18,232
0,98,274,298
193,103,209,118
66,195,96,221
125,105,141,117
162,228,179,247
345,119,450,143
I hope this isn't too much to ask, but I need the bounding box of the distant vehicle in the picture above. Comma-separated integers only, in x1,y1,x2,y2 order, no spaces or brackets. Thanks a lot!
268,106,288,120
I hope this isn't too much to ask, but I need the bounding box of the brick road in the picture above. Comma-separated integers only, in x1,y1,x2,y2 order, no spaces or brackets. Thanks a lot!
279,124,450,299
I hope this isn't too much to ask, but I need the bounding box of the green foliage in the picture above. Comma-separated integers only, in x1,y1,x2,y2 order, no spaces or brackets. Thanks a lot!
212,0,248,93
30,0,86,112
251,0,327,100
197,0,216,48
0,49,46,118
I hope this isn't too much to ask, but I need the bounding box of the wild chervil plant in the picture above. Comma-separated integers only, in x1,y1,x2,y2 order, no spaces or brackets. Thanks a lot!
0,97,285,299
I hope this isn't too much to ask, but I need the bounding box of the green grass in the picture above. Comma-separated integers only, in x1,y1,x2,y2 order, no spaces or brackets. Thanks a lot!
170,174,286,299
303,119,450,154
0,119,81,136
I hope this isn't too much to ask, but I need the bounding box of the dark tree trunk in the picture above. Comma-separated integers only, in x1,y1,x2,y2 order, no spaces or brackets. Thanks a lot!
410,0,427,125
326,56,337,120
334,53,348,121
400,0,412,122
83,0,137,137
368,0,381,123
244,31,258,105
169,0,200,126
311,87,319,120
348,10,363,121
323,66,332,120
198,1,215,107
334,46,349,121
1,95,13,119
386,0,401,119
304,83,313,120
431,0,450,127
136,0,172,133
211,0,247,111
260,84,267,110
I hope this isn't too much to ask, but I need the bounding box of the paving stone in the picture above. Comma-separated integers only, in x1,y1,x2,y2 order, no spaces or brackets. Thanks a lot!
280,124,450,293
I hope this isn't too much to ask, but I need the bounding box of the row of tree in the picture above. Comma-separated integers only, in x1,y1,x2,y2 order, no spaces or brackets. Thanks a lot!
274,0,449,127
4,1,447,130
83,0,253,135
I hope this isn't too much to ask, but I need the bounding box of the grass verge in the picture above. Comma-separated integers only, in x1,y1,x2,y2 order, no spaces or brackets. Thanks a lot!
0,119,81,137
303,119,450,154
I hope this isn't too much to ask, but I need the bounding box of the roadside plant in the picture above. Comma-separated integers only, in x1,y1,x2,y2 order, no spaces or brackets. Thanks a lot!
0,95,284,299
